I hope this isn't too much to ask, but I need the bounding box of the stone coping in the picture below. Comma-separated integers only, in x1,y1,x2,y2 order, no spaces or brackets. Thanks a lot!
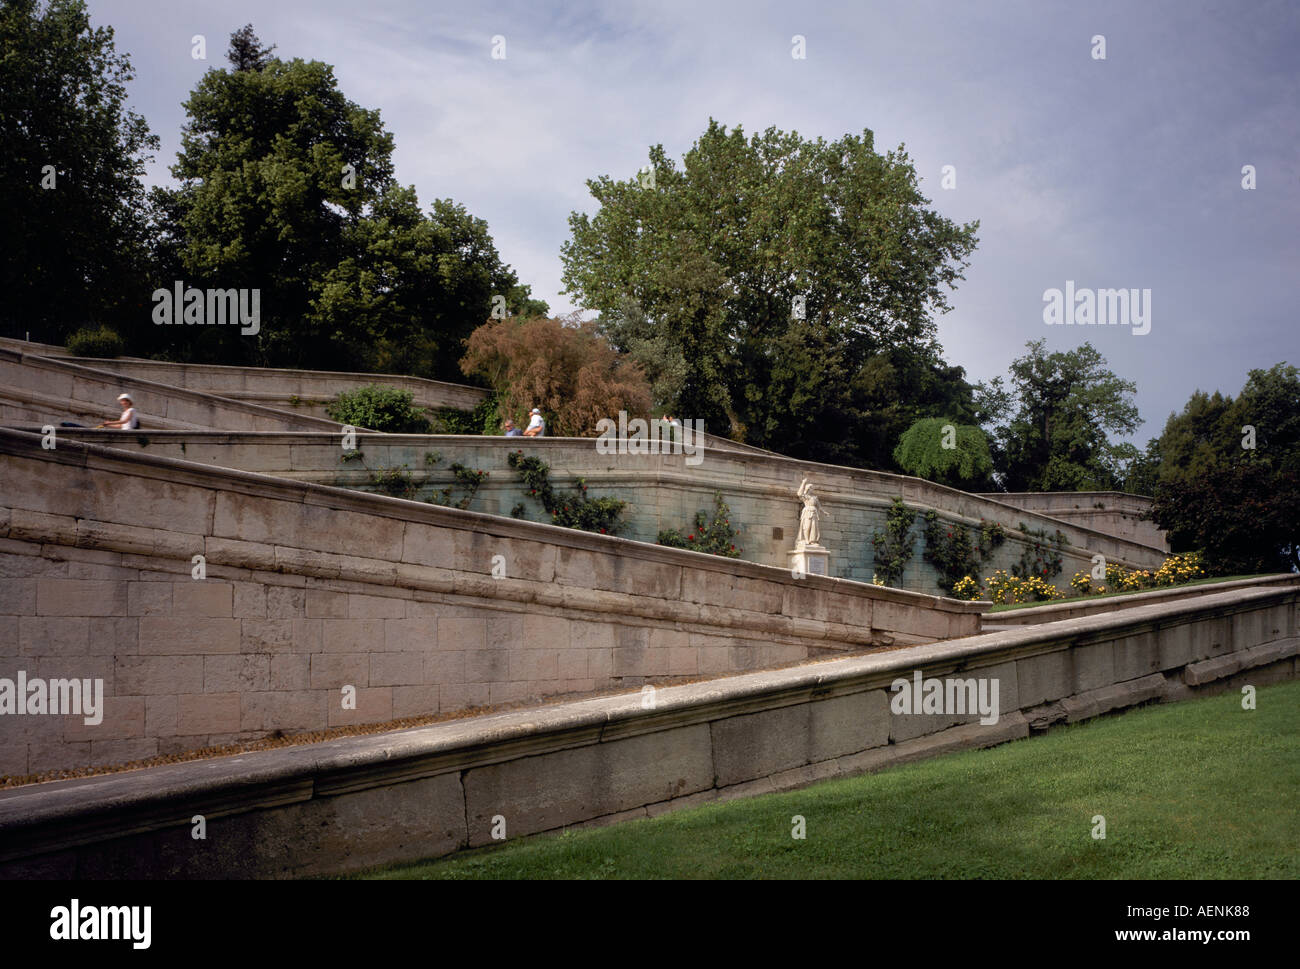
1,348,340,430
34,429,1168,561
0,581,1292,848
0,426,980,616
66,355,490,396
982,575,1300,625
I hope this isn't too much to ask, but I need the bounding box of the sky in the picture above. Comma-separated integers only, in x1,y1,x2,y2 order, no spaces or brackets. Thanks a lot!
92,0,1300,447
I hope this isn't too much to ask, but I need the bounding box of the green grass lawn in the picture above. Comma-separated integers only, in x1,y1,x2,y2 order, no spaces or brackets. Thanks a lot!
986,574,1262,612
361,679,1299,880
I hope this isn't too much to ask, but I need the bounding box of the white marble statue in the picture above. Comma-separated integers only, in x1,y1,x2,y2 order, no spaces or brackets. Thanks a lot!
796,477,829,547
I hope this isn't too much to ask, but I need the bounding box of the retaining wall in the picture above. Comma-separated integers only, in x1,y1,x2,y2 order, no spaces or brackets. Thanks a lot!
53,430,1169,593
982,491,1167,552
0,582,1293,878
0,428,980,778
0,349,339,432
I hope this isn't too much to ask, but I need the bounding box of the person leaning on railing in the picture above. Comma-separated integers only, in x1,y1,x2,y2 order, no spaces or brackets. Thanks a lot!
95,393,139,430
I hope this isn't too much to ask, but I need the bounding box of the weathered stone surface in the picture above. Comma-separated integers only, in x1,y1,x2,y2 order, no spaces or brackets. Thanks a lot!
463,724,714,846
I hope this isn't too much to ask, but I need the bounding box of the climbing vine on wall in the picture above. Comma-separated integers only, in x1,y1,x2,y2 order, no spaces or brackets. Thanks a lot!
870,497,916,586
922,513,1007,594
657,493,742,558
427,463,488,511
507,450,626,534
1011,522,1069,581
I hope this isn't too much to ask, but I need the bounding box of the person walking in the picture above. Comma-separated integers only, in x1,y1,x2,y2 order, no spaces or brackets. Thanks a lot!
503,418,523,437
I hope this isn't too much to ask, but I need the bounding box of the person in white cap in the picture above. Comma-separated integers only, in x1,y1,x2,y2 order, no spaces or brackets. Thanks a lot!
96,393,139,430
522,407,546,437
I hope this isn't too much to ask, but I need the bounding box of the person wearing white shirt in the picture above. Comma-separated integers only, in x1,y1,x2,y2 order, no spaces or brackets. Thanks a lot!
97,393,139,430
523,407,546,437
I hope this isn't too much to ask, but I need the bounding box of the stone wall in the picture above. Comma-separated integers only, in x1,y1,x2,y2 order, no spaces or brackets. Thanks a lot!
55,430,1169,593
66,355,490,418
982,491,1167,552
0,349,339,432
1,581,1293,878
0,428,980,778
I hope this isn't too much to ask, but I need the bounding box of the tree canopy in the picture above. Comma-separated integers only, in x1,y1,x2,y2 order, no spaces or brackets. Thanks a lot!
1143,363,1299,573
0,0,158,341
981,340,1141,491
145,26,544,378
563,120,980,467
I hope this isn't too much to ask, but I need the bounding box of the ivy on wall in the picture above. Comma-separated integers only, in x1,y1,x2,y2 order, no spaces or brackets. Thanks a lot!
870,497,916,586
921,513,1007,594
507,450,626,534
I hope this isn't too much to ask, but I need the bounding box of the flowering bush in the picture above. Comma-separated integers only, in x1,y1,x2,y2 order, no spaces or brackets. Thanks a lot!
951,575,983,601
983,569,1065,605
1153,551,1206,586
657,493,742,558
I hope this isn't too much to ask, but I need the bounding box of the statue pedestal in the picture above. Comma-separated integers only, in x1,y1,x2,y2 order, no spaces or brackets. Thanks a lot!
789,545,829,577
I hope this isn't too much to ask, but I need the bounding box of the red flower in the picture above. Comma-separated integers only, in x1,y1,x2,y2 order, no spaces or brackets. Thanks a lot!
687,534,694,541
599,528,606,534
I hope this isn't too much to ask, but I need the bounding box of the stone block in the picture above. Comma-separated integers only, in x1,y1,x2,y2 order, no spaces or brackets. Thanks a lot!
306,589,348,619
232,582,266,619
0,578,36,615
391,684,440,719
383,618,436,652
266,586,306,618
204,654,271,693
177,692,241,734
521,614,569,651
439,682,489,712
321,619,384,653
1072,641,1115,693
18,616,89,656
145,695,178,737
115,655,204,696
349,593,406,619
240,690,328,733
1015,649,1073,707
139,617,240,654
35,578,127,617
63,696,144,742
171,581,233,617
270,654,310,691
328,686,393,727
440,617,487,651
369,651,424,687
464,724,714,845
310,653,370,690
89,737,159,768
86,617,137,654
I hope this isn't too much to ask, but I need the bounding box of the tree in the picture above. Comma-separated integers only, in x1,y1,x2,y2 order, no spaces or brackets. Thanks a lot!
561,119,980,467
894,418,994,490
988,340,1141,491
148,28,543,377
1145,363,1300,572
461,314,652,437
227,24,275,71
0,0,158,342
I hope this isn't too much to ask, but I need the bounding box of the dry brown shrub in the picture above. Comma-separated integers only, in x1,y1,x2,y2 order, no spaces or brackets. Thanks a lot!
461,313,652,437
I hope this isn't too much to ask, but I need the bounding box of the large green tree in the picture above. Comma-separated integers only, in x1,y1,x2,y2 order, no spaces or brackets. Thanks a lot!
562,120,980,467
150,26,543,378
0,0,158,342
1144,363,1299,573
983,340,1141,491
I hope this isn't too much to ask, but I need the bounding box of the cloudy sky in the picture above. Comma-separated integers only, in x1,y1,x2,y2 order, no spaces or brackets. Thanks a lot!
94,0,1298,447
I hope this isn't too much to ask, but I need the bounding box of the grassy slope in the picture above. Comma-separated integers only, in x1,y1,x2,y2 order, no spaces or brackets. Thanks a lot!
363,679,1299,880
